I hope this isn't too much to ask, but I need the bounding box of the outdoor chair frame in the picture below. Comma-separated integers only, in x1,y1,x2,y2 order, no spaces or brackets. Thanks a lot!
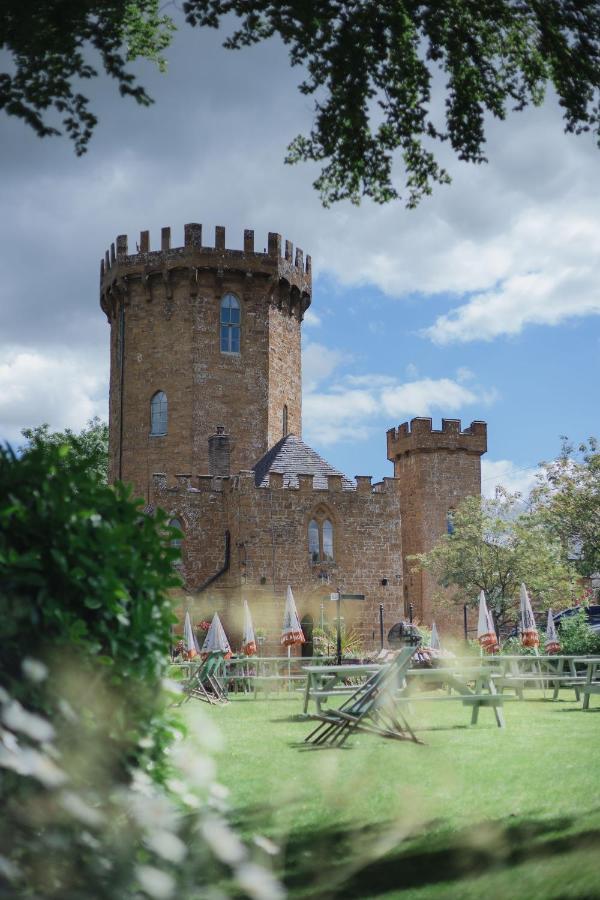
304,647,422,748
178,652,228,705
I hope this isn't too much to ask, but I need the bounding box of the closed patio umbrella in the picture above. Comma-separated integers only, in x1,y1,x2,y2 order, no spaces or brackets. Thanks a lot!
545,608,561,654
201,612,232,658
183,610,198,660
281,585,305,647
241,599,257,656
430,621,441,651
520,583,540,649
477,591,498,653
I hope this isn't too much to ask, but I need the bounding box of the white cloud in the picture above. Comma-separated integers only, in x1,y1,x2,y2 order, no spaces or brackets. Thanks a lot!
481,459,538,500
380,378,479,418
0,346,108,446
302,343,497,446
303,309,321,327
302,341,345,392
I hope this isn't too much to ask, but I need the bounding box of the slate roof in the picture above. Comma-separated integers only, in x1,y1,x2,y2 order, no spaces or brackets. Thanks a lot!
252,434,355,490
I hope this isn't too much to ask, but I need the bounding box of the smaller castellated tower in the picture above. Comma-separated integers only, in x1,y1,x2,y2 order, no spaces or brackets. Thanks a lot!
99,224,311,499
387,418,487,625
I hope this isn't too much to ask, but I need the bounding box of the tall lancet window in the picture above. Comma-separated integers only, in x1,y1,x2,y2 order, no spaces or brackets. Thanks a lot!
150,391,168,435
220,293,241,353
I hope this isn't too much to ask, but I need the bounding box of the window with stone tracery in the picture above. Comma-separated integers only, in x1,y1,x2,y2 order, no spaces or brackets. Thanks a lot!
308,510,335,564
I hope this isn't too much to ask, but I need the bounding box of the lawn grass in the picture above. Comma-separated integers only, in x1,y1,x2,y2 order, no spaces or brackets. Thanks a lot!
184,690,600,898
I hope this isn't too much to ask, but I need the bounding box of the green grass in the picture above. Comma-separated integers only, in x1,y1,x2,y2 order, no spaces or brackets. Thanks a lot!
184,691,600,899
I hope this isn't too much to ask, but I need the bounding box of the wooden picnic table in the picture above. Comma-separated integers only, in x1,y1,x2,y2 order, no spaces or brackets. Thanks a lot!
400,666,507,728
302,663,382,714
573,657,600,710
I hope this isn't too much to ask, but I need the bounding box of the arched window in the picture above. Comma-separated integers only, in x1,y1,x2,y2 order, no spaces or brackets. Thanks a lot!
168,517,183,549
150,391,168,435
322,519,334,561
283,404,288,437
308,510,335,564
308,519,320,563
220,293,241,353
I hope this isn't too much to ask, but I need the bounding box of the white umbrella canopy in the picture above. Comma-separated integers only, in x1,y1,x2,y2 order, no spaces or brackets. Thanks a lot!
281,585,305,647
201,612,232,657
477,590,499,653
545,608,561,654
183,610,198,660
241,599,257,656
520,583,540,649
430,621,441,651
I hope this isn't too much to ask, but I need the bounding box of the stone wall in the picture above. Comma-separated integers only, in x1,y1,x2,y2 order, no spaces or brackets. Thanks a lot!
387,417,487,630
152,471,404,656
101,224,310,499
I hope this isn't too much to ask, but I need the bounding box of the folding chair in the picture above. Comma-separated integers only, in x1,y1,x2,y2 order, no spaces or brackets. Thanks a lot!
304,647,422,747
179,652,227,705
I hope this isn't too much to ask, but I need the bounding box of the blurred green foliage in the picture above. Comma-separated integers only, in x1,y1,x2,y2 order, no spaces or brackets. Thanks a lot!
0,439,181,779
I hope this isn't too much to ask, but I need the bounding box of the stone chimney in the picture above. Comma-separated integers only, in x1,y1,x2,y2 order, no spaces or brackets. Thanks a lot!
208,426,230,476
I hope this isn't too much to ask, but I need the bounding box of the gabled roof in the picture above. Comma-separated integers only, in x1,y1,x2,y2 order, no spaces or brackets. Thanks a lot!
252,434,355,490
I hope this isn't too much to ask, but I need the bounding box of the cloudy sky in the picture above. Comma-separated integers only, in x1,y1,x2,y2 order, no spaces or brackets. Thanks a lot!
1,12,599,497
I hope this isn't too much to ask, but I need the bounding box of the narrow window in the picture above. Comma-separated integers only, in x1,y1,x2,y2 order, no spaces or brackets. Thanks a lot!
322,519,334,561
283,404,288,437
150,391,168,435
308,519,320,563
169,517,183,549
220,293,241,353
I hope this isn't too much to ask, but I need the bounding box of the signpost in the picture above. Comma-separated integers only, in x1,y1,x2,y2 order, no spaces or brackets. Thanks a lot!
329,592,365,664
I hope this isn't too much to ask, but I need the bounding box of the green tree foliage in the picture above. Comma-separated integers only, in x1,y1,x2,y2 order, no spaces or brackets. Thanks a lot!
0,0,174,154
21,417,109,483
184,1,600,206
0,441,283,898
412,491,578,630
0,439,181,779
530,438,600,580
557,608,600,654
5,3,600,207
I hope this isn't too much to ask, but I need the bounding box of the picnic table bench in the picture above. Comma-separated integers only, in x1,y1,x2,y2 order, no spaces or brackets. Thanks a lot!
302,663,383,714
303,662,507,727
399,666,507,728
575,657,600,709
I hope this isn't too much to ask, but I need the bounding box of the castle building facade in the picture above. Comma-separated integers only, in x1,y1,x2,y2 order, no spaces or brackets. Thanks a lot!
100,223,487,653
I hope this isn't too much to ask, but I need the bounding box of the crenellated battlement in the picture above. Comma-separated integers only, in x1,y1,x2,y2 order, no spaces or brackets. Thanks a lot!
100,222,311,321
151,470,398,496
387,417,487,460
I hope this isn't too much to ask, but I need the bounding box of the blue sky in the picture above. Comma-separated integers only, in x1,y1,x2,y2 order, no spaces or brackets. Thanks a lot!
0,14,598,496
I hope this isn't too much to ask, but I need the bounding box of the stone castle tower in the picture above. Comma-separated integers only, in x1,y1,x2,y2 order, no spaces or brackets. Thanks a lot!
100,223,311,501
100,221,487,643
387,419,487,624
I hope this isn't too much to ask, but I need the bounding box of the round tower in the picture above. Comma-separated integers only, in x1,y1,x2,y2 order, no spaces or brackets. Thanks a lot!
387,417,487,624
99,223,311,500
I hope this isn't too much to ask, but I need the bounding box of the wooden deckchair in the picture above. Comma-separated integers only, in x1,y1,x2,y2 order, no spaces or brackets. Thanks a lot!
304,647,422,747
179,652,228,705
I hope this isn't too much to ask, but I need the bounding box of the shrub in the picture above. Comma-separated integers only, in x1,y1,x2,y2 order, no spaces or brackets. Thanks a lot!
0,441,283,898
0,440,181,779
558,609,600,655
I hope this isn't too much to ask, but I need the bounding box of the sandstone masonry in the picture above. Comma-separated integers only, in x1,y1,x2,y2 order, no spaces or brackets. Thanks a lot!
100,222,487,650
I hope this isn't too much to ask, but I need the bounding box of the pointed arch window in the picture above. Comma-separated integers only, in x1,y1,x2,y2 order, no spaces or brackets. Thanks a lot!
308,519,320,563
283,404,289,437
150,391,168,435
322,519,334,561
308,510,335,564
220,293,241,354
